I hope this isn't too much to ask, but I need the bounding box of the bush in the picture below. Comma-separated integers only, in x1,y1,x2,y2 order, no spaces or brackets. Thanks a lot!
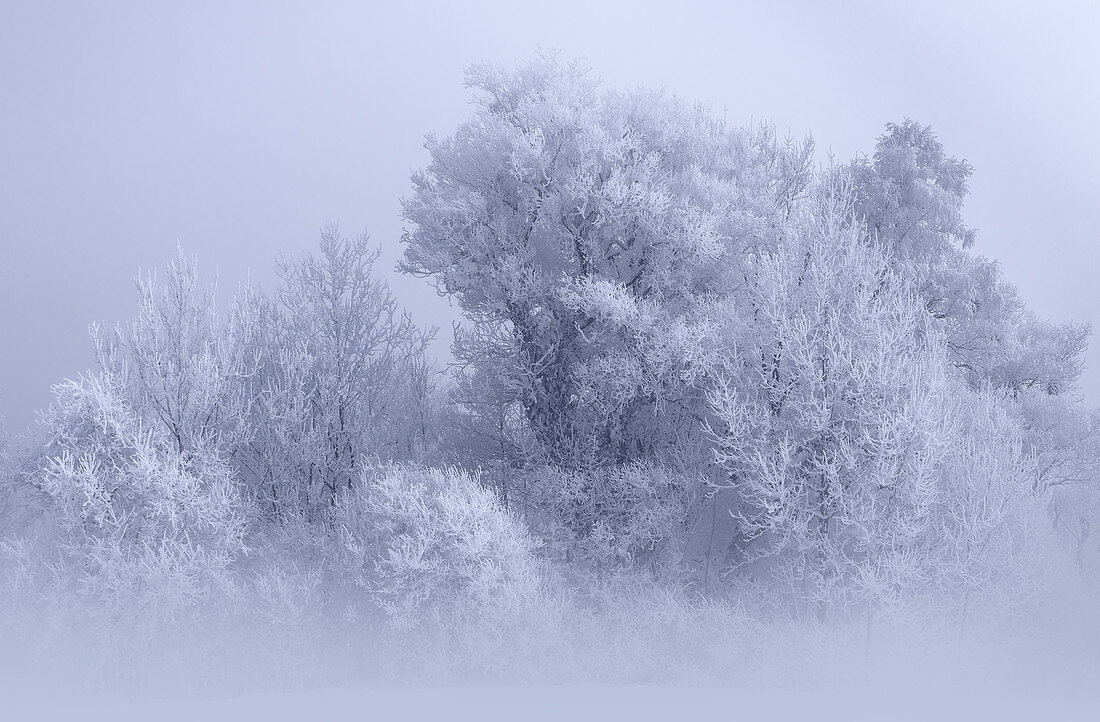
4,372,249,691
330,465,542,634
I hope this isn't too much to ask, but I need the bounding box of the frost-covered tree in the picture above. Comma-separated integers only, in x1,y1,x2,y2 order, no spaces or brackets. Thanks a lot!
401,57,830,588
850,119,1089,396
849,120,1096,603
707,177,954,613
402,55,812,481
91,248,254,460
234,227,438,521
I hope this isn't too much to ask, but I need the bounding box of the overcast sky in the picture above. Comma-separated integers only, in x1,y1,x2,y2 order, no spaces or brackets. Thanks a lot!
2,0,1098,432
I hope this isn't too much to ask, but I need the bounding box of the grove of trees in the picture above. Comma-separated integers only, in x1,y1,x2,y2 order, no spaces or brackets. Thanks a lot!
1,55,1097,693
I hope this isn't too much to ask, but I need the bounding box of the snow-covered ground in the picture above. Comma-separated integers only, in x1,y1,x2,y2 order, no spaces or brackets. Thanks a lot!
16,684,1100,722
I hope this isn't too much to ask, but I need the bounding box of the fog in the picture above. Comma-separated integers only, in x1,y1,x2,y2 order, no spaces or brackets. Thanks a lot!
2,2,1100,720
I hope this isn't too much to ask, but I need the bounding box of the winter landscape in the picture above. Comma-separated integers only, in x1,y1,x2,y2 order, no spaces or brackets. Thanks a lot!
2,2,1099,720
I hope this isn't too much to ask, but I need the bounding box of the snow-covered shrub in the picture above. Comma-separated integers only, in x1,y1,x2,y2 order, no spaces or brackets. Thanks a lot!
523,463,691,578
39,374,245,560
17,372,248,686
330,465,542,635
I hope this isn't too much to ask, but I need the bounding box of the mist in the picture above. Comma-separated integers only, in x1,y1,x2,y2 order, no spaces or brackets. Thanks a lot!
3,2,1100,720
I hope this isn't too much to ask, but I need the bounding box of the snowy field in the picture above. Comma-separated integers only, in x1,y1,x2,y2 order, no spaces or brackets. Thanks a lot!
17,684,1100,722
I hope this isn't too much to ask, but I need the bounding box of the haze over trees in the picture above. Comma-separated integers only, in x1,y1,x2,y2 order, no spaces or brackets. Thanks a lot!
1,55,1097,696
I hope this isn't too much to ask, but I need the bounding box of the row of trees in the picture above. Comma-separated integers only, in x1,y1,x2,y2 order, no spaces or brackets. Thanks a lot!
2,56,1098,687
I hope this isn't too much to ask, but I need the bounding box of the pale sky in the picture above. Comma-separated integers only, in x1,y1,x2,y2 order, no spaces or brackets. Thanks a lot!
2,0,1099,432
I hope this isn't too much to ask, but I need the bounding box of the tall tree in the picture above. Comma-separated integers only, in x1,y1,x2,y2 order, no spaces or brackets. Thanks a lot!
402,55,812,476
